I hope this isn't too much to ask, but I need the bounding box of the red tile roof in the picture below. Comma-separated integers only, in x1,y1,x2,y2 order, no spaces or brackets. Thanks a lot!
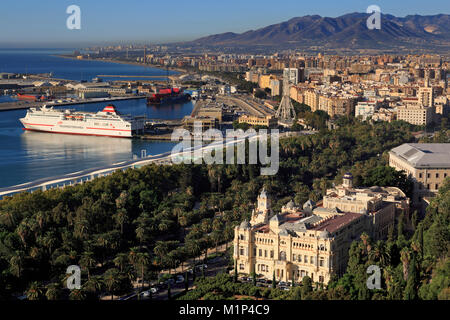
313,212,362,233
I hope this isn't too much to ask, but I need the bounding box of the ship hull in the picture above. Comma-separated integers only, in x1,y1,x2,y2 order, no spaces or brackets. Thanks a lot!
20,120,133,138
20,117,135,138
22,127,131,138
147,93,190,105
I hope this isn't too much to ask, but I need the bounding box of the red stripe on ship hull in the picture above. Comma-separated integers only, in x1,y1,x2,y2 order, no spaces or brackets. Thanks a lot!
86,127,131,132
23,128,131,138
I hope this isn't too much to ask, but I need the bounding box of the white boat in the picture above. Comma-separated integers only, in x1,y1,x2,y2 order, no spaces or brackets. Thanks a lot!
20,104,144,138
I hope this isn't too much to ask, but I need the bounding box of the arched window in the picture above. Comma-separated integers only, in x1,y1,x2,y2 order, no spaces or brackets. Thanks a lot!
280,251,286,261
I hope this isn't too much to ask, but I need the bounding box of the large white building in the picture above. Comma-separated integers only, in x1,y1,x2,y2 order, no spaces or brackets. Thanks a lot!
389,143,450,204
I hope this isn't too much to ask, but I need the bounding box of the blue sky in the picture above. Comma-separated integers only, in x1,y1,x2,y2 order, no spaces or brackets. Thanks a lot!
0,0,449,47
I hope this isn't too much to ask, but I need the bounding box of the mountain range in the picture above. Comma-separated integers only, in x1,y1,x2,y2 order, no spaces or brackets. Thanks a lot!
187,13,450,52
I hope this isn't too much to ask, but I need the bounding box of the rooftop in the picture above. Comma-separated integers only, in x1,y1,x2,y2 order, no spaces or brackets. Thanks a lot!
313,212,362,233
390,143,450,168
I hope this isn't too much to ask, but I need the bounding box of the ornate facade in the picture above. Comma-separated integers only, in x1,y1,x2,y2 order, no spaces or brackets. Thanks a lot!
234,176,409,284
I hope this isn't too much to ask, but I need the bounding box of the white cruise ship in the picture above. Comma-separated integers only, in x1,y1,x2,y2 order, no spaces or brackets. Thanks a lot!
20,105,145,138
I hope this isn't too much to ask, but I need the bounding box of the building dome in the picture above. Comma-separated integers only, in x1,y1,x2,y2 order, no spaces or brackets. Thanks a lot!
286,200,295,209
240,220,251,230
320,229,331,239
343,172,353,179
303,200,316,210
259,187,267,199
270,214,280,221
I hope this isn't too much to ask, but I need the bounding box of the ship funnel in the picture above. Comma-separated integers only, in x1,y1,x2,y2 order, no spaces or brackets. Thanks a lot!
102,105,117,113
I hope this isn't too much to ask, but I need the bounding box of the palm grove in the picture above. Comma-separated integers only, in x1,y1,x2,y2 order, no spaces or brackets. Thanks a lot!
0,115,448,300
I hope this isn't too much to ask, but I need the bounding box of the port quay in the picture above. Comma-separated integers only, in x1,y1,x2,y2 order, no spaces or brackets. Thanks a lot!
0,131,281,199
0,96,146,112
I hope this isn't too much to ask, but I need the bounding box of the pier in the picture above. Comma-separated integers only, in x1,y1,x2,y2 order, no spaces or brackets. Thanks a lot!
0,96,146,112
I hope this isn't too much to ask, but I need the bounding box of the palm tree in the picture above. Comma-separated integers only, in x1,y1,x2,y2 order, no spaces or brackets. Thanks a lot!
114,208,128,235
79,251,97,279
35,211,45,230
9,250,25,278
104,269,120,300
400,247,411,281
136,252,150,293
113,253,128,273
178,215,189,236
154,242,169,269
360,233,370,252
69,289,87,300
43,231,57,253
368,241,389,267
166,251,180,275
45,283,61,301
84,276,104,296
136,225,146,246
223,224,234,250
16,221,30,247
187,240,201,276
115,191,129,234
0,210,17,228
211,231,222,253
27,282,43,301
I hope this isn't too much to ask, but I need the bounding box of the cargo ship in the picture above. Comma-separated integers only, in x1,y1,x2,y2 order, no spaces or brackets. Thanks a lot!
20,104,145,138
16,93,49,102
146,87,190,105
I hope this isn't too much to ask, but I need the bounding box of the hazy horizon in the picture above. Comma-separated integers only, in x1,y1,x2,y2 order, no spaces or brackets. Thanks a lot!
0,0,449,48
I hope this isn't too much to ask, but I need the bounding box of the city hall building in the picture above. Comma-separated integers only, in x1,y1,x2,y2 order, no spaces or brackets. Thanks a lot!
233,175,409,284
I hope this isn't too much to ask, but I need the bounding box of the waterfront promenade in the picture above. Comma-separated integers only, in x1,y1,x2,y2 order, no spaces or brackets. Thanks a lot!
0,131,259,199
0,131,312,199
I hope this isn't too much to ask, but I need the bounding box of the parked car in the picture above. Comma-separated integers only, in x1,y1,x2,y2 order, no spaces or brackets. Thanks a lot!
195,264,208,270
141,288,157,297
176,275,184,284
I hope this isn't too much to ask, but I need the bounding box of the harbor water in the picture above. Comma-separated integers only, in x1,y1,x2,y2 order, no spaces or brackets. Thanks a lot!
0,49,193,189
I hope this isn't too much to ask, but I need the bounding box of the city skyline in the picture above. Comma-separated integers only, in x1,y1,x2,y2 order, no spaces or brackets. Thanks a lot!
0,0,450,48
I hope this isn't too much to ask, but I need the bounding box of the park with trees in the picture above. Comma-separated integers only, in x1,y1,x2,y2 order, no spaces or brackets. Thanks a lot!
0,115,447,300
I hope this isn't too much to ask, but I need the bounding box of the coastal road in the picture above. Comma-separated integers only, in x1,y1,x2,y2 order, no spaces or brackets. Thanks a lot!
0,130,311,198
0,131,259,198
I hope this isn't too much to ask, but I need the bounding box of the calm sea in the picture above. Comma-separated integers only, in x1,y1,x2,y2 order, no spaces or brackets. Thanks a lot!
0,49,193,189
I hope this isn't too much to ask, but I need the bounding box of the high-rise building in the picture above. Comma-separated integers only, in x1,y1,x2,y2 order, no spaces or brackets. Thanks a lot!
418,78,434,107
